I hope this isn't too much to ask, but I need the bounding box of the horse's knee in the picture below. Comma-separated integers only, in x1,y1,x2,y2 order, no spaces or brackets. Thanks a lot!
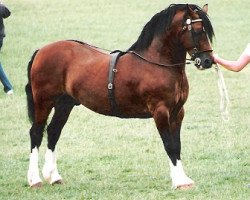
154,104,169,117
153,105,170,129
153,105,181,163
154,104,184,133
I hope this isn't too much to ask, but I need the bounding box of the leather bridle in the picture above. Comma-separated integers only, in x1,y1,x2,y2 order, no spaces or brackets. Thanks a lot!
182,17,213,67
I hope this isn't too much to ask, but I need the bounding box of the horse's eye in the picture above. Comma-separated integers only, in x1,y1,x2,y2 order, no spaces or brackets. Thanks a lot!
193,29,204,36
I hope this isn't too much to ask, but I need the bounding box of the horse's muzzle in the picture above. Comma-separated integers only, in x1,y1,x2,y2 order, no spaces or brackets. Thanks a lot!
193,54,213,70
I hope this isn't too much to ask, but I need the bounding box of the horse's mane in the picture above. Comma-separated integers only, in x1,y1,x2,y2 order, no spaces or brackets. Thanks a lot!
128,4,215,51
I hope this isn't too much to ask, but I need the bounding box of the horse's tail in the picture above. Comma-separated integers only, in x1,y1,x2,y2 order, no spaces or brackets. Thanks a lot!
25,50,39,123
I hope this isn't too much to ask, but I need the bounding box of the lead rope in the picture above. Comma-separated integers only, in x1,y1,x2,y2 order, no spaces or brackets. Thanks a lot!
214,64,230,121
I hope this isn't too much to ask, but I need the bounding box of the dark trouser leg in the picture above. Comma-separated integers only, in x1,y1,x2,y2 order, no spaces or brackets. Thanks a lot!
0,62,13,93
0,38,3,50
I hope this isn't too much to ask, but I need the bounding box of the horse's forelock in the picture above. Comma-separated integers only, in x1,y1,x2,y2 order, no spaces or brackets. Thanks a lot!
188,4,215,42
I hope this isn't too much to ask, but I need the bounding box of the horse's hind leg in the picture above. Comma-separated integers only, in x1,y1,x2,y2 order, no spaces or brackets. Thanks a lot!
28,108,52,188
42,95,76,185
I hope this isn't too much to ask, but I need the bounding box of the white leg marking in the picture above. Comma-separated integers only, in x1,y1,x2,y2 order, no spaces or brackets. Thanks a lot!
42,149,62,184
27,147,42,186
169,159,194,189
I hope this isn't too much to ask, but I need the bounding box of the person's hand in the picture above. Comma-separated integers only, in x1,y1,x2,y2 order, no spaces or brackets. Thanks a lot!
212,54,219,63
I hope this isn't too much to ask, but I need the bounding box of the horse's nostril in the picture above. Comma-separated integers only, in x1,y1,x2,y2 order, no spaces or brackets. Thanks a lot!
203,58,213,68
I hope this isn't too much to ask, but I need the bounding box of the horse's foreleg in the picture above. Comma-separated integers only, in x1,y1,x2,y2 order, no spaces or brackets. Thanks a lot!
42,95,75,185
27,122,46,187
166,126,194,189
153,105,194,189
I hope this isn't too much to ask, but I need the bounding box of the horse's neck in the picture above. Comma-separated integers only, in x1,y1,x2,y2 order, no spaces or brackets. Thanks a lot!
142,37,186,65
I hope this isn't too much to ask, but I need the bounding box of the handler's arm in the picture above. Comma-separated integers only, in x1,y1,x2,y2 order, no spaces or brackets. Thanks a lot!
213,44,250,72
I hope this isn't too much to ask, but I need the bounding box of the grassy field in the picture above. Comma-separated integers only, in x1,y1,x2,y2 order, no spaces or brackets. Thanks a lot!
0,0,249,199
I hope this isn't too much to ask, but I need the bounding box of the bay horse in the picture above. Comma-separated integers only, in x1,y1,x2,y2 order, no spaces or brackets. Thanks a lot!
26,4,214,189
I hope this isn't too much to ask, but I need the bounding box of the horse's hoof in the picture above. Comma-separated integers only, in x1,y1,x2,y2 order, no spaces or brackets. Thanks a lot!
176,183,195,190
52,179,63,185
30,182,42,188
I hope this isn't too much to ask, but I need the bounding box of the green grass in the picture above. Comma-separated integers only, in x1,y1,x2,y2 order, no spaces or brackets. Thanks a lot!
0,0,249,199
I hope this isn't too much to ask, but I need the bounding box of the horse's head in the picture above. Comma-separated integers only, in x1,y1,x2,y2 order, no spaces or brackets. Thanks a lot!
178,4,214,70
128,4,215,69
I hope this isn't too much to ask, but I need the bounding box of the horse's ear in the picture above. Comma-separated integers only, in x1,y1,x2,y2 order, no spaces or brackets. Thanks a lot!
202,4,208,13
